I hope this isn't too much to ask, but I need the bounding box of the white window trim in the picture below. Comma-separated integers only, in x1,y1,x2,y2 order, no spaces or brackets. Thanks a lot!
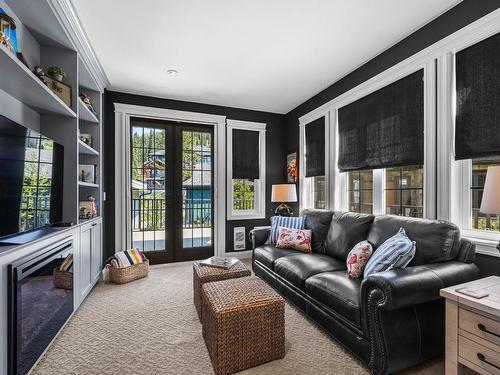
226,119,266,220
298,111,331,211
114,103,227,257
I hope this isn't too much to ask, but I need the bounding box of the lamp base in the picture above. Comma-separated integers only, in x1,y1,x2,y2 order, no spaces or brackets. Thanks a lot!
274,204,293,217
497,240,500,253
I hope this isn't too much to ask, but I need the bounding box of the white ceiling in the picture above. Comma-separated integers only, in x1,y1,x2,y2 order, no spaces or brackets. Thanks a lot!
71,0,459,114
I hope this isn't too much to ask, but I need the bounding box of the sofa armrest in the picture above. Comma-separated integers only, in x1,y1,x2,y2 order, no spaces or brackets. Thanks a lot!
250,228,270,249
361,261,480,311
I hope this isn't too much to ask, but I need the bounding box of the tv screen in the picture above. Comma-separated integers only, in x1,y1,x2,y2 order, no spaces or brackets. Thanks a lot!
0,115,64,239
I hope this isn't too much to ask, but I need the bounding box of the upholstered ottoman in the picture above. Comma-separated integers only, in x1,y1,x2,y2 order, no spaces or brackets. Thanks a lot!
193,260,250,321
201,276,285,375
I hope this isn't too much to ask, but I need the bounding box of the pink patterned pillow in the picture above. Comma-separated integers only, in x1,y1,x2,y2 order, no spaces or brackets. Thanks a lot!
275,227,312,253
346,241,373,279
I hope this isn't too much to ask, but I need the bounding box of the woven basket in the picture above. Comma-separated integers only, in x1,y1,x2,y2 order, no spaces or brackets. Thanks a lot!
107,259,149,284
53,268,73,290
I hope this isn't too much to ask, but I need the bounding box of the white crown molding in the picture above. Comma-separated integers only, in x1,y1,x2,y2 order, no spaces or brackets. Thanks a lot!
49,0,110,90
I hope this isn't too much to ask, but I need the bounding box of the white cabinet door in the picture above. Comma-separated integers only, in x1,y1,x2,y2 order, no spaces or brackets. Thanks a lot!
79,223,93,301
91,219,102,283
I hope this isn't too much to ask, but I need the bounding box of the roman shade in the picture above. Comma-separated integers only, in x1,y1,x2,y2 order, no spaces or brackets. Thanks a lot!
305,117,325,177
232,129,260,179
455,32,500,160
337,69,424,172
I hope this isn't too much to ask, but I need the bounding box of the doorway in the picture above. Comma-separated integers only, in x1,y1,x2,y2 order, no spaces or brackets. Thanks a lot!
129,117,214,264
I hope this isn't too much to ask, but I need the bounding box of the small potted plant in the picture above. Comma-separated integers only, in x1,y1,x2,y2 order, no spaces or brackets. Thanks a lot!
47,66,66,82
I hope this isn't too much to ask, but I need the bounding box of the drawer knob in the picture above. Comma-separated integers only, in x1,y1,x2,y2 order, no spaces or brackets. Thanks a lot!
477,353,500,370
478,323,500,338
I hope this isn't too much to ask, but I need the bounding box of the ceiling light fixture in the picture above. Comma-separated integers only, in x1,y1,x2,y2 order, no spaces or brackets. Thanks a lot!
166,69,179,76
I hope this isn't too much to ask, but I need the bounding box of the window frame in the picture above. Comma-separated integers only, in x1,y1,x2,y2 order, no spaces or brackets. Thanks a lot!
347,170,374,214
226,119,266,220
298,113,331,211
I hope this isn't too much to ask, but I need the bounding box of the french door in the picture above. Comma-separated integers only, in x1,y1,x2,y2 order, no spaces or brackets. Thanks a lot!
130,118,214,264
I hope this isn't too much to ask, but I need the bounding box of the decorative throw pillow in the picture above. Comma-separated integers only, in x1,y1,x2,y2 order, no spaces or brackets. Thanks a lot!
363,228,416,278
275,227,312,253
267,216,305,245
346,241,373,279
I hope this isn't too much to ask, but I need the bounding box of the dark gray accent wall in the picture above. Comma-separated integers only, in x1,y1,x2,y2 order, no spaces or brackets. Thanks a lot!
284,0,500,275
103,90,287,262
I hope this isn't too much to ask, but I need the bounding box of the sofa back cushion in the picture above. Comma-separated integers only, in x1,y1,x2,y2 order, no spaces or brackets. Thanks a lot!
366,215,461,266
301,209,334,253
324,211,375,260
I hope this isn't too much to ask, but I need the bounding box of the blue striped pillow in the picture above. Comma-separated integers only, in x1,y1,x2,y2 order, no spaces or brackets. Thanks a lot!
363,228,416,278
268,216,305,245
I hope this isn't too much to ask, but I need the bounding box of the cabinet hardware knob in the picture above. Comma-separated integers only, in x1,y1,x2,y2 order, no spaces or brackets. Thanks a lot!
478,323,500,338
477,353,500,370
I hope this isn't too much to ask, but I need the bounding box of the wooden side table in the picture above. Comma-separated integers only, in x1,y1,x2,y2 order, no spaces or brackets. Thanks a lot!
441,276,500,375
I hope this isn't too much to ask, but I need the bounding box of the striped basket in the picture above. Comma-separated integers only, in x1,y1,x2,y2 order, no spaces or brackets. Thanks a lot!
106,258,149,285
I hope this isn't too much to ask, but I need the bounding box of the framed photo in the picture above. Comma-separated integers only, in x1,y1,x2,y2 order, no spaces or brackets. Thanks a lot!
79,164,95,184
79,133,92,147
79,201,95,219
287,152,298,183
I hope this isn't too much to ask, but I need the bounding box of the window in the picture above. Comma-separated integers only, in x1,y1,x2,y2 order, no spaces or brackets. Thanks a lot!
385,166,423,217
310,176,326,209
227,120,266,220
471,159,500,232
347,171,373,214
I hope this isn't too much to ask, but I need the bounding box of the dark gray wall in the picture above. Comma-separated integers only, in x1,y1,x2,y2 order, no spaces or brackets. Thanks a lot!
284,0,500,275
103,90,287,261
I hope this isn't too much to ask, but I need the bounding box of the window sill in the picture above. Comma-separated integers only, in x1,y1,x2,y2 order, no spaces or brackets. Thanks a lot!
227,213,266,221
462,232,500,258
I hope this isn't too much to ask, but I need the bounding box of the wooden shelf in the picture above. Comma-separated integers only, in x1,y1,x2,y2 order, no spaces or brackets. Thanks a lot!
78,140,99,156
78,98,99,123
0,45,76,117
78,181,99,188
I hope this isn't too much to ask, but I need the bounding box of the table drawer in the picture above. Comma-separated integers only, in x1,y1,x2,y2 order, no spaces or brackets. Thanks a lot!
460,308,500,346
459,335,500,375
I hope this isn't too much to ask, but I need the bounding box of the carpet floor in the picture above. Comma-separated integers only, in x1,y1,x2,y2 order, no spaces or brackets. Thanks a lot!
32,260,475,375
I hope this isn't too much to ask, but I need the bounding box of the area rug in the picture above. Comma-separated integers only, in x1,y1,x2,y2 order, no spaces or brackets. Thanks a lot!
32,260,474,375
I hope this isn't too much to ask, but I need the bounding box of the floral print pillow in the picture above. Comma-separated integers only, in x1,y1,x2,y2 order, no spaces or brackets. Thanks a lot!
275,227,312,253
346,241,373,279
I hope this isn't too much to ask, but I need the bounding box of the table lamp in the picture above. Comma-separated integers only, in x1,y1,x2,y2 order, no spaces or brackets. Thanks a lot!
479,165,500,253
271,184,297,216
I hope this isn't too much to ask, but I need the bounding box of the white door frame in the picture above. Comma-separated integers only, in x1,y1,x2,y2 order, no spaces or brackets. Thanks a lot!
114,103,226,257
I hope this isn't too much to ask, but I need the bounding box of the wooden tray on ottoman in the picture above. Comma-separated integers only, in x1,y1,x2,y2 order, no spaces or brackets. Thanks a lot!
201,276,285,375
193,260,250,321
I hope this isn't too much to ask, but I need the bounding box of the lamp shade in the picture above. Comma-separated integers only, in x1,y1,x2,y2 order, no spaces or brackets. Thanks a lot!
271,184,297,203
480,166,500,214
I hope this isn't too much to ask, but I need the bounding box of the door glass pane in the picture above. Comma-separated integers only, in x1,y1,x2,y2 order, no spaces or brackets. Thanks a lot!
182,130,212,248
131,125,166,252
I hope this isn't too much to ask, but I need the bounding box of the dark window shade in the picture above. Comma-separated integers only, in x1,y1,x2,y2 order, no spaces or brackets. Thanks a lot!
232,129,260,179
305,117,325,177
455,32,500,160
337,69,424,172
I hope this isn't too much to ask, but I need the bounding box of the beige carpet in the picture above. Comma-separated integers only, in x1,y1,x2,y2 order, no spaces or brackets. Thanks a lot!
32,260,474,375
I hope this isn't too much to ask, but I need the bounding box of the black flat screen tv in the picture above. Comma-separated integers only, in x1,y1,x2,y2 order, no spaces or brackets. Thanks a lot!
0,115,64,243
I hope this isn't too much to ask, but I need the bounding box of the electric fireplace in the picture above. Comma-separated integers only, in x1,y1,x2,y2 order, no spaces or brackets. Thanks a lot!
8,239,74,375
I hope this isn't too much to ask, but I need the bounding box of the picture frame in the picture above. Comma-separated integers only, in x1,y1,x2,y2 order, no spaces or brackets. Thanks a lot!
79,201,95,219
287,152,298,183
79,164,96,184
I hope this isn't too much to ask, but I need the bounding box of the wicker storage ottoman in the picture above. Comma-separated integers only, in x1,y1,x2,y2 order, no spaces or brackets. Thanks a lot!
193,260,250,321
202,276,285,375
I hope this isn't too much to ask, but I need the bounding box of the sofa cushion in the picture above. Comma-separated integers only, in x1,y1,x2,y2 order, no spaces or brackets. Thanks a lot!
306,271,362,327
366,215,461,266
300,209,334,253
324,211,375,261
268,216,305,245
274,253,346,290
253,245,303,270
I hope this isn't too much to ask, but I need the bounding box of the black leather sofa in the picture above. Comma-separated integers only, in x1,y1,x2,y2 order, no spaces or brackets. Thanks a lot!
251,209,480,374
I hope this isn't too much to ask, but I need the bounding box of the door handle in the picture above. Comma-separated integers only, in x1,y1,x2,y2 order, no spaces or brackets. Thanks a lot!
478,323,500,338
477,353,500,370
